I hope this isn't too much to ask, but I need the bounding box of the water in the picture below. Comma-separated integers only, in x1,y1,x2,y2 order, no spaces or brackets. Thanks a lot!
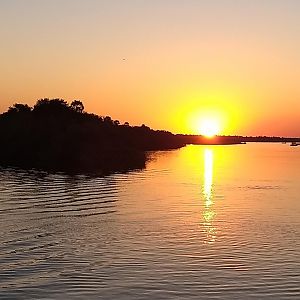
0,143,299,299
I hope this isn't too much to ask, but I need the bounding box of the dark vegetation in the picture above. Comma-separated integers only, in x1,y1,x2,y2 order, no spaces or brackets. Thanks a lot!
1,99,299,174
0,99,185,174
177,134,300,145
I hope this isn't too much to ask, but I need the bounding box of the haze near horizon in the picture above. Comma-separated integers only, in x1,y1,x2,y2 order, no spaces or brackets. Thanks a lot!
1,0,300,136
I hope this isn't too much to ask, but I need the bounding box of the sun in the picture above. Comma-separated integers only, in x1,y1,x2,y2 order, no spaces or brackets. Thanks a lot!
199,118,220,138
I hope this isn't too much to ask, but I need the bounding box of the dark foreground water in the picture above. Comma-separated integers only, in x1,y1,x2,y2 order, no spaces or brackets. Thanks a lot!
0,144,299,299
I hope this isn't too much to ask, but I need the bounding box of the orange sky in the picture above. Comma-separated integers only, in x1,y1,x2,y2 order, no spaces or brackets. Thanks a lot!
1,0,300,136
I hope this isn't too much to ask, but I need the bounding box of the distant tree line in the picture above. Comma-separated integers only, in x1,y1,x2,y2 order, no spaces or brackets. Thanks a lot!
0,99,185,174
177,134,300,145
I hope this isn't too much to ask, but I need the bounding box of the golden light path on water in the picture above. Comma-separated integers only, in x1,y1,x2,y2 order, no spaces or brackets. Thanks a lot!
202,148,216,244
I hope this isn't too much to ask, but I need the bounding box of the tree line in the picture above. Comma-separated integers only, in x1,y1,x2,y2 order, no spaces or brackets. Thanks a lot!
0,99,185,174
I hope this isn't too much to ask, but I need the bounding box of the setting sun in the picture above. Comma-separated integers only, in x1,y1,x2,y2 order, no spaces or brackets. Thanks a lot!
199,119,221,137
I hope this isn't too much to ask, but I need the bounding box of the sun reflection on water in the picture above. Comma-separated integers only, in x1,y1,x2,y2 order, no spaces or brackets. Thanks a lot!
202,148,217,244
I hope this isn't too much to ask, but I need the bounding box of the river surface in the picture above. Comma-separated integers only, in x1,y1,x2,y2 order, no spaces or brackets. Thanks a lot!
0,143,299,299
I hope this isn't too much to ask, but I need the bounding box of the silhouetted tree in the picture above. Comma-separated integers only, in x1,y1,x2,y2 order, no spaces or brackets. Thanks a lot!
7,103,32,114
33,98,69,114
141,124,150,130
104,116,113,124
70,100,84,113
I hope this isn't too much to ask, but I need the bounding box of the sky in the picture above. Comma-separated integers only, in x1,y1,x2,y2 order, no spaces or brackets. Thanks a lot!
0,0,300,136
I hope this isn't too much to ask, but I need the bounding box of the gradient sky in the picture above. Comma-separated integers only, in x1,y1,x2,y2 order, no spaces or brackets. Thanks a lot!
1,0,300,136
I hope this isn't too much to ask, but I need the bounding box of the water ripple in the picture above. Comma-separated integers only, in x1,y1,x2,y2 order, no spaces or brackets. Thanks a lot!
0,145,300,299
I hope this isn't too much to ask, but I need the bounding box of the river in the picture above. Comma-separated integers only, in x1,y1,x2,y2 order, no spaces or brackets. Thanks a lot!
0,143,299,299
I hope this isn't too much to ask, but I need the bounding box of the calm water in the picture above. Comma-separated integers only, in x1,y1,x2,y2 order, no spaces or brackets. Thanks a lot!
0,143,299,299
